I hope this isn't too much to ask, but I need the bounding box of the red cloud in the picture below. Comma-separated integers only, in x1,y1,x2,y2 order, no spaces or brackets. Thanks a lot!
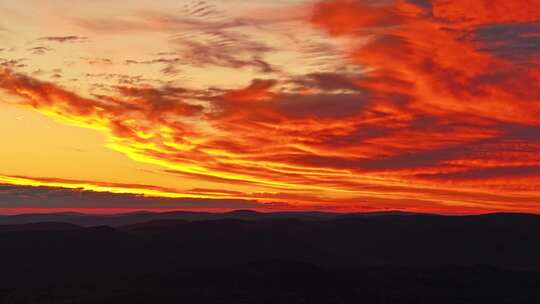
311,0,402,35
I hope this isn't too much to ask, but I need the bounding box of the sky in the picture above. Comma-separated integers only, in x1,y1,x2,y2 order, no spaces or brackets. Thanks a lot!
0,0,539,214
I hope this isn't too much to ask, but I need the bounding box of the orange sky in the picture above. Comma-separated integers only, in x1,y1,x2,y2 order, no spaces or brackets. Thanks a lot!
0,0,539,214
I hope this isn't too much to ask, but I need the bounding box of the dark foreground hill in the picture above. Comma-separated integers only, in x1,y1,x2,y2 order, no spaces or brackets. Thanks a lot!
1,263,539,304
1,212,539,303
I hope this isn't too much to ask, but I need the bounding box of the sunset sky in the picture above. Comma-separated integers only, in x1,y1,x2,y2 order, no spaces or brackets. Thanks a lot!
1,0,539,214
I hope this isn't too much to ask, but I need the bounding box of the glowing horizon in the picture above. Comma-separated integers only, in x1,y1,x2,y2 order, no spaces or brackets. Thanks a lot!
1,0,539,214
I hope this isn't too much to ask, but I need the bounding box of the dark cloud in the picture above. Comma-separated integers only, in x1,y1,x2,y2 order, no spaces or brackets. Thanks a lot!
83,57,113,65
171,32,276,73
124,58,181,65
268,141,474,172
0,58,26,69
38,36,88,43
0,183,262,210
124,57,184,76
417,166,540,181
294,73,363,92
28,46,52,55
272,93,369,118
474,22,540,61
406,0,433,9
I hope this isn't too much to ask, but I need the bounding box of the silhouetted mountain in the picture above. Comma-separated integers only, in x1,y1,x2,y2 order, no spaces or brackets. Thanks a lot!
1,213,539,271
0,210,433,227
122,219,189,231
337,210,430,219
1,212,539,303
0,222,81,232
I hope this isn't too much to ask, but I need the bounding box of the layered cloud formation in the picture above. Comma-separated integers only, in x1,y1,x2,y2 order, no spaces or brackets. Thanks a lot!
0,0,539,213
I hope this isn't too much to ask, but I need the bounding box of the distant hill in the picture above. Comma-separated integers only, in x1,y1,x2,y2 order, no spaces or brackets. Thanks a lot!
0,210,422,227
